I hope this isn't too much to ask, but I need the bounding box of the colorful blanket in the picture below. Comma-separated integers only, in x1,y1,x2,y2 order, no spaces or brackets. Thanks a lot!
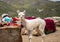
44,19,56,34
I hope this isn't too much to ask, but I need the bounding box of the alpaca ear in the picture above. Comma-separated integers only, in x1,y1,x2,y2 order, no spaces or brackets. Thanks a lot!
17,10,20,13
23,10,26,13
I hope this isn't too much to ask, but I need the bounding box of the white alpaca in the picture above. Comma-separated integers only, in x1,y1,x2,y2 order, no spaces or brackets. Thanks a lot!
17,10,46,42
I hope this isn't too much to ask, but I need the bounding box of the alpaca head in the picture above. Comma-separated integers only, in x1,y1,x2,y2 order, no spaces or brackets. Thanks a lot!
17,10,26,26
17,10,26,19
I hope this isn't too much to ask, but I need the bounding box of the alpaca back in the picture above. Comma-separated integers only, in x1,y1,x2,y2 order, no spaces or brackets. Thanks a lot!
25,18,46,30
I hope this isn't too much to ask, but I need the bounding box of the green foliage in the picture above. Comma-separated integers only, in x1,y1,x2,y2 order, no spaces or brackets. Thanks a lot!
0,1,17,17
0,0,60,18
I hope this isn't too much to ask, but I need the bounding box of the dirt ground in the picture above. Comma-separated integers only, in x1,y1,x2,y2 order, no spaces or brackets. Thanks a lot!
22,26,60,42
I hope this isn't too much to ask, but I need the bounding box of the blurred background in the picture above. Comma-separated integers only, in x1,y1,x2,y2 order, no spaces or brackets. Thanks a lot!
0,0,60,18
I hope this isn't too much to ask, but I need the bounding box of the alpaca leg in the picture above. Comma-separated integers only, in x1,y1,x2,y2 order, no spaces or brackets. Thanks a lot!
28,30,32,42
40,30,46,42
39,25,46,42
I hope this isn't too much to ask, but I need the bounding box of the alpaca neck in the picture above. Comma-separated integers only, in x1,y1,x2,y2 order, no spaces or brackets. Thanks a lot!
21,17,26,27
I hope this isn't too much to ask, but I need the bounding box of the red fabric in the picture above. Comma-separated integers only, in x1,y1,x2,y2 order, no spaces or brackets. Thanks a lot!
12,17,20,21
44,19,56,32
25,16,36,20
11,23,19,26
10,17,20,26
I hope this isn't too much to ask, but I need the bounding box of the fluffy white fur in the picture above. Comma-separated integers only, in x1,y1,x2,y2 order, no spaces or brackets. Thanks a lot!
17,10,46,42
